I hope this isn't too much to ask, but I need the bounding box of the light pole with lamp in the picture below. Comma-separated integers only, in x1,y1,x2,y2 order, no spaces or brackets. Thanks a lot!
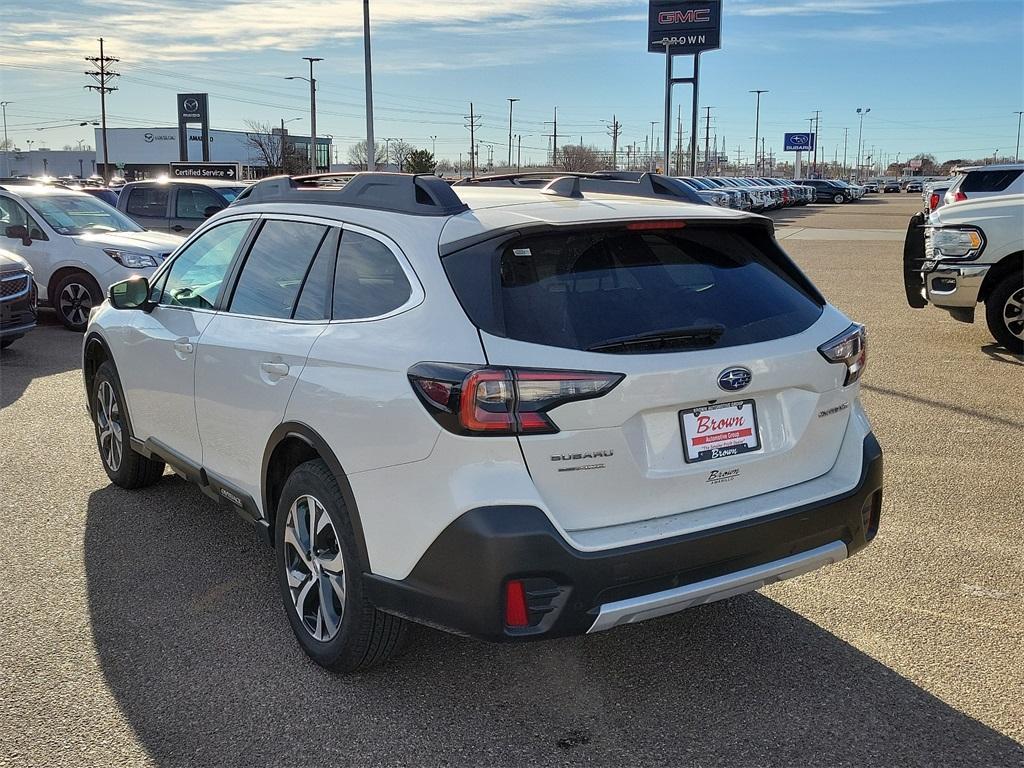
855,107,870,181
285,56,323,173
506,98,519,168
278,117,302,173
749,90,768,175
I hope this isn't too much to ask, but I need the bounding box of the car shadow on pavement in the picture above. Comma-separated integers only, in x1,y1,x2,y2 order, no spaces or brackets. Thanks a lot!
980,343,1024,367
0,314,81,409
84,479,1023,768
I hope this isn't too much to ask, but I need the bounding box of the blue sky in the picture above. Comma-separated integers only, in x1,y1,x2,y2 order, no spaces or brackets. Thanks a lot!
1,0,1022,166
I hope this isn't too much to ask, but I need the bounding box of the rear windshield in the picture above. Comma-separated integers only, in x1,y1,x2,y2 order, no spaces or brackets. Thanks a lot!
443,224,823,353
960,169,1022,193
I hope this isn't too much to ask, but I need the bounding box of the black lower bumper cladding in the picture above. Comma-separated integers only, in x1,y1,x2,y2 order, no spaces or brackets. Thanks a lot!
364,434,883,642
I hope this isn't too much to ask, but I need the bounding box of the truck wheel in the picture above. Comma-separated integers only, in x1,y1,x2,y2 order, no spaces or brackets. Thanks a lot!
985,271,1024,354
275,459,409,672
54,272,101,331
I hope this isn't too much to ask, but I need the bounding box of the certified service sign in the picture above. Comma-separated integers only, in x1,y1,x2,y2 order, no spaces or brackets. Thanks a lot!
648,0,722,54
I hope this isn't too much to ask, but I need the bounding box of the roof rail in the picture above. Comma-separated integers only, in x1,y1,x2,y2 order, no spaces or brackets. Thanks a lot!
454,171,706,205
231,172,469,216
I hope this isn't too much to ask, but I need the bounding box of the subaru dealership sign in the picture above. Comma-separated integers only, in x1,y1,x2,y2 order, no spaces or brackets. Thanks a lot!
784,133,816,152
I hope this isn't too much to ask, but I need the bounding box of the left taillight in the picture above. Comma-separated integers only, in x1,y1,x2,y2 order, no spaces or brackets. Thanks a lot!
818,324,867,386
408,363,624,436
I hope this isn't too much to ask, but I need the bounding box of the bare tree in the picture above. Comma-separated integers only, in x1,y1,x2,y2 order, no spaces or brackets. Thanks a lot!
388,140,416,171
559,144,600,172
347,140,388,170
244,120,305,175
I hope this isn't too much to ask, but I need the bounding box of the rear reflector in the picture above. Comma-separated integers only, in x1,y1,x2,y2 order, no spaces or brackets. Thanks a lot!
505,580,529,628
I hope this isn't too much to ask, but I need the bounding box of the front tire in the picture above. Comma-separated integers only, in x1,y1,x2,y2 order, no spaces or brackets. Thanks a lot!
54,272,101,331
275,459,409,672
985,272,1024,354
92,361,166,488
833,193,845,204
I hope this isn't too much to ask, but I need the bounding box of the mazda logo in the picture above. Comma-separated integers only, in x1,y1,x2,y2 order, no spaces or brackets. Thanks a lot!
183,98,199,112
717,367,752,392
143,132,154,143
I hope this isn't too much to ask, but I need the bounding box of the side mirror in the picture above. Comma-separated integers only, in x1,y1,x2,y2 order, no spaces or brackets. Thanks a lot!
5,224,31,246
203,204,226,218
109,276,152,310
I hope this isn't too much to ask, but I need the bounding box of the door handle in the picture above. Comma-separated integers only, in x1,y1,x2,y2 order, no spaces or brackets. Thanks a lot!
171,225,185,232
173,338,194,355
260,362,290,378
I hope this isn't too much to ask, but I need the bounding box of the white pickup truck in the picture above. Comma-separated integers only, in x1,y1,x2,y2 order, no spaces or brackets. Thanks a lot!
903,194,1023,353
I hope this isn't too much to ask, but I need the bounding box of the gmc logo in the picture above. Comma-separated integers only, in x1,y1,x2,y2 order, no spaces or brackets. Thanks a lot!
659,8,711,24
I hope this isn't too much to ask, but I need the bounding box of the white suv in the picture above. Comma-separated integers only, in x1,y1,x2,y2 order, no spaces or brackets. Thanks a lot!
82,172,883,671
944,164,1024,206
0,183,182,330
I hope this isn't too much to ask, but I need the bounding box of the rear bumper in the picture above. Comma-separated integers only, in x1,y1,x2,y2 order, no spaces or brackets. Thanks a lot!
364,433,883,642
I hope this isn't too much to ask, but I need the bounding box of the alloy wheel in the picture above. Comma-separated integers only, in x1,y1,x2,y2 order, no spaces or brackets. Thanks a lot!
95,380,123,472
1003,287,1024,341
60,282,93,327
283,494,346,642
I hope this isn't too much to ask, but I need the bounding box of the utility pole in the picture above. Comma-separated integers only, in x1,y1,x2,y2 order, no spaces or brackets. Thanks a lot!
649,121,658,171
702,106,713,175
301,57,322,173
1015,111,1024,162
855,107,870,182
0,101,9,177
543,107,559,167
809,109,821,175
430,135,437,158
362,0,375,170
675,105,683,176
762,138,766,176
84,38,118,183
842,127,849,180
749,90,768,176
507,98,519,168
605,115,622,170
517,134,522,171
465,102,481,177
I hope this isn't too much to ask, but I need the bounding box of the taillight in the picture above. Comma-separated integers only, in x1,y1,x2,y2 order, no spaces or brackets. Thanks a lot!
954,191,967,203
625,220,686,230
929,193,940,211
408,363,623,436
818,324,867,386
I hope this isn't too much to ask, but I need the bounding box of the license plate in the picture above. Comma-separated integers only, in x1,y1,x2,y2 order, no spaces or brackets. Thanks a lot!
680,399,761,464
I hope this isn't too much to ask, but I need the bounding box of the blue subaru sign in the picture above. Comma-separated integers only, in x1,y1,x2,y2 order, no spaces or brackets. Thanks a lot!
784,133,815,152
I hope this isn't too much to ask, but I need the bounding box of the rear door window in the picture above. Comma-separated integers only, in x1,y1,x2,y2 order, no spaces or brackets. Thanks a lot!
444,224,823,353
125,187,169,218
961,169,1023,192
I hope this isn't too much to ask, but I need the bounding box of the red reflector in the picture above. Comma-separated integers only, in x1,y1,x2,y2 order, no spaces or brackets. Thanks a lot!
626,220,687,231
505,580,529,628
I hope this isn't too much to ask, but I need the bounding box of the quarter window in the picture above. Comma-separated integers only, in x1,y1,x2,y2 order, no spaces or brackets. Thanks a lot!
159,219,252,310
229,220,327,319
126,187,169,218
333,231,413,320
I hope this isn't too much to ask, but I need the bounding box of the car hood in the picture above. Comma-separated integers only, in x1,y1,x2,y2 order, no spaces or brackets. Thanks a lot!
73,230,184,253
0,247,31,274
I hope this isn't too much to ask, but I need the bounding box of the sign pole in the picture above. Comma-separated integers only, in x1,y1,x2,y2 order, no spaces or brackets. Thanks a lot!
794,150,802,180
663,51,672,174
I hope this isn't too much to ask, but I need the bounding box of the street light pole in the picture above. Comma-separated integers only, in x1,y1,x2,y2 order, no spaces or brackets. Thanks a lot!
749,90,768,175
507,98,519,168
303,57,322,173
855,107,870,181
1011,111,1019,163
0,101,10,177
362,0,375,171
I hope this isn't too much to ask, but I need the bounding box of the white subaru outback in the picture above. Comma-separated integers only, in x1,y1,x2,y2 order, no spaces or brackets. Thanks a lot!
83,172,882,672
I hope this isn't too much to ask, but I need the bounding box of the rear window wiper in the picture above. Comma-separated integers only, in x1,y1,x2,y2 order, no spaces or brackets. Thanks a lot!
586,324,725,353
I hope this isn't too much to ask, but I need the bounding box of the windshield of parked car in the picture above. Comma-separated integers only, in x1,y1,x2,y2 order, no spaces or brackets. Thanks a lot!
20,192,143,235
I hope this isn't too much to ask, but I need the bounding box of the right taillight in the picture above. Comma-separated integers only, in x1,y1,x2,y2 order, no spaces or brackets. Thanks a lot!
818,324,867,386
929,193,940,211
408,363,623,436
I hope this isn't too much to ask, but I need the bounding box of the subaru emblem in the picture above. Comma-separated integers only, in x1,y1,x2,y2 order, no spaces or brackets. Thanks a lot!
717,367,752,392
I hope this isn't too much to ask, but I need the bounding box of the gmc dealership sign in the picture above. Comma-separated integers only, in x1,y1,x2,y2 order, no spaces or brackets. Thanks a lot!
648,0,722,54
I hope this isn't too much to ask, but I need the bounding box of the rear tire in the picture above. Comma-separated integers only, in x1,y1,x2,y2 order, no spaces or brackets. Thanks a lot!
0,337,16,350
91,361,166,488
833,193,845,204
275,459,409,672
54,272,101,331
985,272,1024,354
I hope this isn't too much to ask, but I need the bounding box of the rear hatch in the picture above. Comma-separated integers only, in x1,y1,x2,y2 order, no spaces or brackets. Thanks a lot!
442,220,856,533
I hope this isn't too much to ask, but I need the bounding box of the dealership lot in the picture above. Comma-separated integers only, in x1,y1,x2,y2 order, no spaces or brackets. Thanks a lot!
1,195,1021,766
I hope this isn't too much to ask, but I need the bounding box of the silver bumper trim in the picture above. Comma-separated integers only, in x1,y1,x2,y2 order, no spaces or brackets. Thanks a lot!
587,540,848,633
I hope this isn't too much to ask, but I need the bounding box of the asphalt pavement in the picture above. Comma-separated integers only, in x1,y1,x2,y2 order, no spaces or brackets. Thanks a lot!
0,193,1021,767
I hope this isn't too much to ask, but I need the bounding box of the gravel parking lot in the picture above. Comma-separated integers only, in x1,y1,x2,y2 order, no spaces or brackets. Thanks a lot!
1,194,1021,768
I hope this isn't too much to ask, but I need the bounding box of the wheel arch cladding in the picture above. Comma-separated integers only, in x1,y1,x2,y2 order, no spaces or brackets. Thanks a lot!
261,422,370,566
83,333,113,416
